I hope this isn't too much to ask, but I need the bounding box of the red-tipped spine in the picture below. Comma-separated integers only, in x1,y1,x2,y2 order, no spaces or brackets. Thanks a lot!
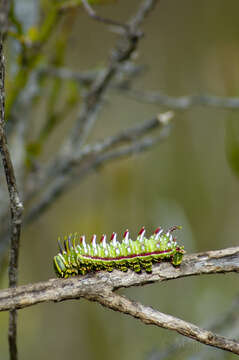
100,234,107,248
154,227,163,240
123,229,129,244
110,232,116,241
91,234,97,248
123,230,129,238
154,227,161,234
138,226,145,242
138,226,145,235
110,232,117,246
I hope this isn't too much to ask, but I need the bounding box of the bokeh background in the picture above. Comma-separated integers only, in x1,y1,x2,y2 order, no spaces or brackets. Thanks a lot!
1,0,239,359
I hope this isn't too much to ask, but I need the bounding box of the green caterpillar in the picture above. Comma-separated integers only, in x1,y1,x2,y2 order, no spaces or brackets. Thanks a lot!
53,225,185,278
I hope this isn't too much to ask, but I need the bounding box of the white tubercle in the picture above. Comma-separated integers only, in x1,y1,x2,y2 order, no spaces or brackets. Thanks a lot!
104,249,109,256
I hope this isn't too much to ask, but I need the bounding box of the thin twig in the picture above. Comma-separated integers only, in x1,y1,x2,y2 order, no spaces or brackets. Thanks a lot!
46,112,173,178
25,113,172,223
129,0,159,29
39,63,145,86
41,66,239,111
81,0,129,33
0,35,23,360
76,111,173,157
0,247,238,354
119,87,239,110
25,134,169,223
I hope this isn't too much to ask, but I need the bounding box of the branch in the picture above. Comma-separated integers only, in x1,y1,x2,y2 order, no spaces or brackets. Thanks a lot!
81,0,129,33
129,0,159,29
77,111,173,156
25,135,169,223
46,67,239,111
39,63,144,86
0,36,23,360
120,88,239,110
47,111,173,177
146,293,239,359
25,113,172,223
0,0,11,36
0,247,239,354
96,292,239,355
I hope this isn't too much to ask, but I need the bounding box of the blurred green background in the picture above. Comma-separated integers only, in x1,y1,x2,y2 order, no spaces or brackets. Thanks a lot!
1,0,239,359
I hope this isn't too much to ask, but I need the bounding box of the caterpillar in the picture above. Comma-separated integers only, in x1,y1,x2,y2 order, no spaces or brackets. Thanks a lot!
53,225,185,278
